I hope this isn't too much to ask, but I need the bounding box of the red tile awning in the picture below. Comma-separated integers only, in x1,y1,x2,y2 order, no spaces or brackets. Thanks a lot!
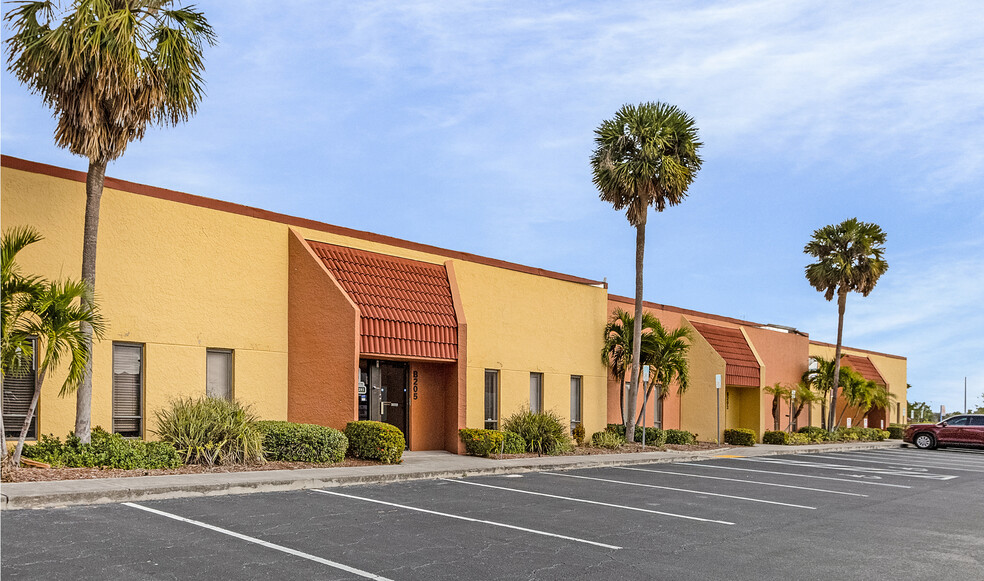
307,241,458,360
691,322,760,387
840,355,885,385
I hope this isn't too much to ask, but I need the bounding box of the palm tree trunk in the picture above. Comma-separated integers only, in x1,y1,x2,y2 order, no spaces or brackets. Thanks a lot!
76,159,106,444
12,368,45,466
635,381,659,426
0,375,7,458
625,220,646,443
827,289,847,430
618,372,626,424
820,398,828,430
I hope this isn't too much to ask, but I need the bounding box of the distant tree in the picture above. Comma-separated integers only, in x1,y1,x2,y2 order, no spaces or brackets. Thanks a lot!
592,102,703,442
907,400,932,422
804,218,888,432
5,0,216,443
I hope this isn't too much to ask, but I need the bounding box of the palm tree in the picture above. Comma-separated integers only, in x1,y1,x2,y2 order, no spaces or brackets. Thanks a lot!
636,321,691,427
788,384,818,431
601,308,658,424
802,356,836,430
11,278,105,465
804,218,888,432
592,102,703,442
763,383,789,431
1,227,45,457
5,0,216,442
835,368,876,427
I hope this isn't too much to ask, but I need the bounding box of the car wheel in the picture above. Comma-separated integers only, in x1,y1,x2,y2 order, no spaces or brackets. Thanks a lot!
913,433,936,450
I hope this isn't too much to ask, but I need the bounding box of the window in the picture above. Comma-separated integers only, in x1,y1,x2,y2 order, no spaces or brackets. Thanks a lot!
653,394,663,429
113,343,143,438
206,349,234,400
946,416,969,426
484,369,499,430
2,340,37,440
530,373,543,413
570,375,582,433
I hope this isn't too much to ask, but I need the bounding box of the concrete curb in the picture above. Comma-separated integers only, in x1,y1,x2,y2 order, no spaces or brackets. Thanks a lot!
0,440,900,511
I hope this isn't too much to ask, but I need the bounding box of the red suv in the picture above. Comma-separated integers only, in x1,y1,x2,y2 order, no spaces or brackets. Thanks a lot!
904,414,984,450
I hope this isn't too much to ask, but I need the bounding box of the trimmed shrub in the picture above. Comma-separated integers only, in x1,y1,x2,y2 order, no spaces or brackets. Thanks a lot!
832,427,889,442
459,429,505,457
591,430,623,449
788,433,810,445
255,421,348,463
572,423,586,446
344,421,405,463
762,430,789,445
605,423,626,438
887,424,906,439
502,408,573,455
502,431,526,454
797,426,829,442
664,429,697,445
634,426,667,447
724,428,756,446
155,397,265,465
21,427,181,469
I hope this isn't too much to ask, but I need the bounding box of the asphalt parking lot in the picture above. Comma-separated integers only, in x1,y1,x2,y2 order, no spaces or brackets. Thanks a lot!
3,447,983,580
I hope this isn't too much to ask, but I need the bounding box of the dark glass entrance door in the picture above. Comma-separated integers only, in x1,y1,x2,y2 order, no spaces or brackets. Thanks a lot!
358,359,409,447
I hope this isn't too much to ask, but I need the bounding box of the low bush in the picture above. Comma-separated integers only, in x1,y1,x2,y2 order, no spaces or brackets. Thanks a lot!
797,426,829,442
502,408,572,455
634,426,667,446
664,429,697,445
21,427,181,469
591,430,623,449
502,431,526,454
459,429,505,457
605,423,626,438
572,422,586,446
887,424,906,439
723,428,757,446
155,397,265,466
832,427,888,442
344,421,405,464
255,421,348,463
788,433,810,445
762,430,788,445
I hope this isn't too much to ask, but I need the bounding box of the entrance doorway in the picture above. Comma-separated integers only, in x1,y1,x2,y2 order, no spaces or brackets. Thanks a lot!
358,360,409,446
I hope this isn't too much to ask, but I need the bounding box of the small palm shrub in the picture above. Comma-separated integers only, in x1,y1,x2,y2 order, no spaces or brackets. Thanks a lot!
634,426,667,446
723,428,756,446
21,427,181,469
459,428,505,457
255,421,348,463
155,397,265,466
605,423,626,438
797,426,829,442
502,408,572,455
591,430,623,449
344,421,404,464
664,429,697,445
502,431,526,454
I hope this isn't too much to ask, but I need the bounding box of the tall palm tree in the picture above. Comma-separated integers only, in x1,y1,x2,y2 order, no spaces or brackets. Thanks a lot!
804,218,888,432
5,0,216,442
1,227,45,457
11,278,105,465
636,322,690,427
592,102,703,442
601,308,659,424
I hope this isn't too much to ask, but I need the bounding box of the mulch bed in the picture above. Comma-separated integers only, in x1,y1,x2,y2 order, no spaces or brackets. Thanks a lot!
1,442,727,483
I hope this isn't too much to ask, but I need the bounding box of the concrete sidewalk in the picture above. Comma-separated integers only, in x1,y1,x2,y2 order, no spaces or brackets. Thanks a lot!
0,440,901,510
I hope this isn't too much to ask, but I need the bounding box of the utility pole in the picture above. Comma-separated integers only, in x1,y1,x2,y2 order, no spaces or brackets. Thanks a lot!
965,377,968,413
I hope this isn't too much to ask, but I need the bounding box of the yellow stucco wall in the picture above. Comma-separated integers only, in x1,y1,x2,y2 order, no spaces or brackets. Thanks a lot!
679,316,727,442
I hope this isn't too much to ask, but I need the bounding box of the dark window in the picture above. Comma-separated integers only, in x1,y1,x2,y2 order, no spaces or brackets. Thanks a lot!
206,349,233,400
947,416,970,426
113,343,143,438
484,370,499,430
2,340,37,440
530,373,543,413
570,375,582,433
969,416,984,426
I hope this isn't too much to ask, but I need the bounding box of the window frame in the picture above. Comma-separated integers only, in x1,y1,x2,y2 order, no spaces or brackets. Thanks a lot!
530,372,544,413
484,369,499,430
569,375,582,433
206,348,235,400
112,342,144,438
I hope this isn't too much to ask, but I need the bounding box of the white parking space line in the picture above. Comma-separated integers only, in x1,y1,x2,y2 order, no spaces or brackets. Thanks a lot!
439,478,734,525
867,450,984,467
312,489,622,550
834,450,984,468
123,502,393,581
679,462,912,488
615,466,868,497
737,457,958,480
542,472,816,509
804,454,984,474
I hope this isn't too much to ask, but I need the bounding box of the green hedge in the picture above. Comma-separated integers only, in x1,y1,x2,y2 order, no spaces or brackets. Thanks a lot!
502,408,572,455
833,427,889,442
788,433,810,445
634,426,667,446
591,430,624,449
797,426,829,441
459,429,505,457
605,423,626,438
155,396,265,465
22,427,181,469
887,424,906,439
724,428,756,446
255,421,348,463
344,421,405,464
664,429,697,445
762,430,788,445
502,431,526,454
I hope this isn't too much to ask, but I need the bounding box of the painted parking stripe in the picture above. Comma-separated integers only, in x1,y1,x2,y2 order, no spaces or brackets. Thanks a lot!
123,502,393,580
678,462,911,488
864,450,984,467
312,489,621,550
802,454,984,474
439,478,734,525
835,450,984,468
615,466,868,497
542,472,816,509
737,457,957,480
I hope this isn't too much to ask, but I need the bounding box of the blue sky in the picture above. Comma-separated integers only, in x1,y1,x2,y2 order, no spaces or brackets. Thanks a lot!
3,1,982,414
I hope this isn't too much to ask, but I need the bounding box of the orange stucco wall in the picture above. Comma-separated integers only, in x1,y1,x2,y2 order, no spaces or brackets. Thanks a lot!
408,362,452,450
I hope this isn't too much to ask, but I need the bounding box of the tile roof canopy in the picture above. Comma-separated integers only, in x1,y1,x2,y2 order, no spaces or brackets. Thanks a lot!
840,354,886,385
691,322,760,387
308,241,458,360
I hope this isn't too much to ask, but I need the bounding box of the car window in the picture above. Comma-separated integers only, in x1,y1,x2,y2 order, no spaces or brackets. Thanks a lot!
969,417,984,426
946,416,969,426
